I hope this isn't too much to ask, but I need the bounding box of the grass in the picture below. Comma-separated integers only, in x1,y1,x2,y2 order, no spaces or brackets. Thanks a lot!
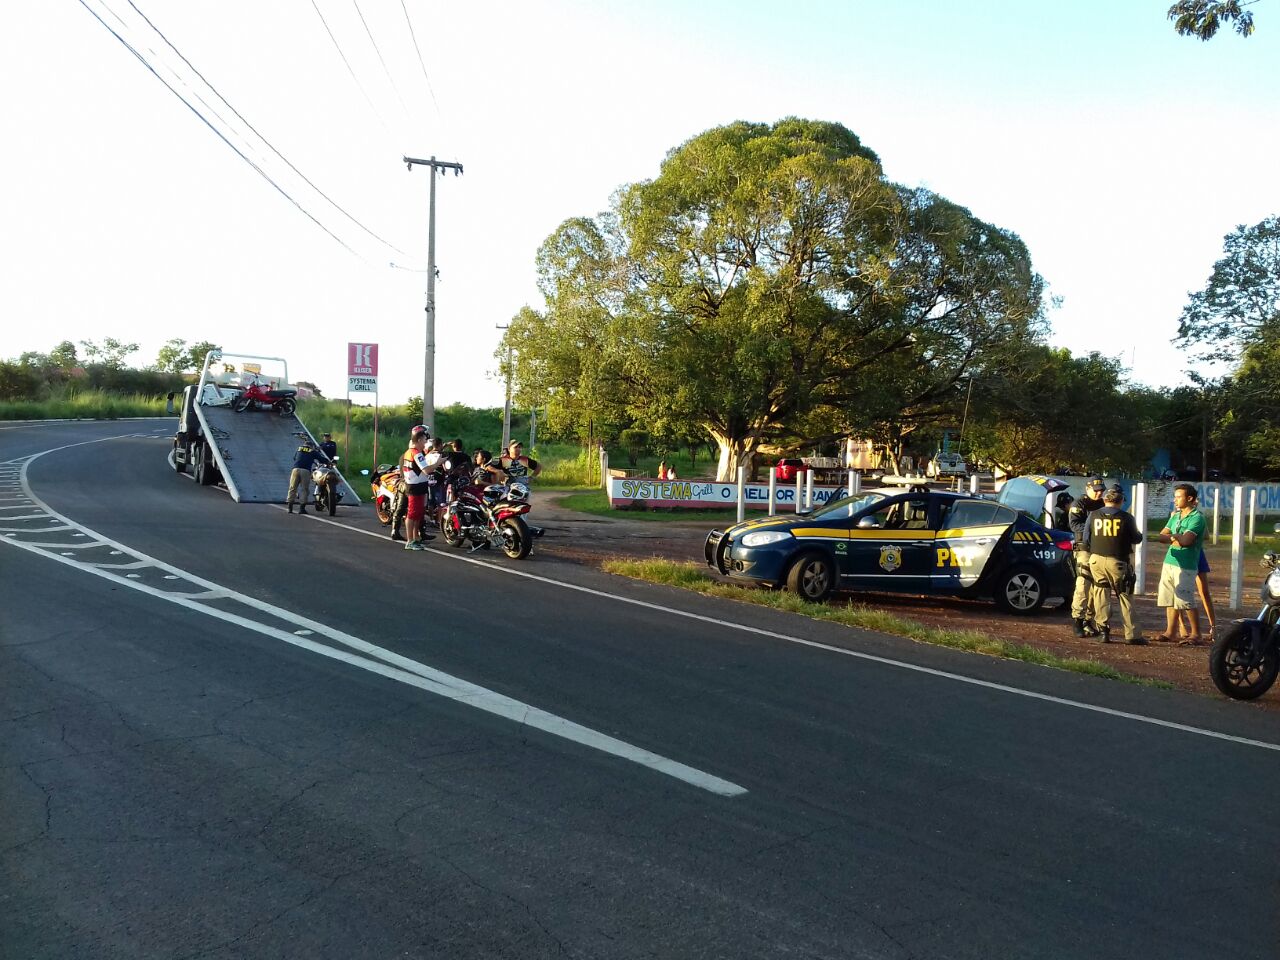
602,558,1173,689
0,390,170,420
555,489,745,522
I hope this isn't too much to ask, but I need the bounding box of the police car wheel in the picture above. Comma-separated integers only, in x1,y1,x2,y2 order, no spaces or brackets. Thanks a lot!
996,565,1046,615
786,552,835,603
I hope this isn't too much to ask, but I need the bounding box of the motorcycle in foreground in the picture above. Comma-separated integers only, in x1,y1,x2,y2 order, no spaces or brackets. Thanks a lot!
311,456,344,516
368,464,402,527
438,480,537,560
231,375,297,416
1209,550,1280,700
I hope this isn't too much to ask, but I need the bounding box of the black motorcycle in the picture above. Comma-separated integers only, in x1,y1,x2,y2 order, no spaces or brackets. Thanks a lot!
438,480,537,560
1209,551,1280,700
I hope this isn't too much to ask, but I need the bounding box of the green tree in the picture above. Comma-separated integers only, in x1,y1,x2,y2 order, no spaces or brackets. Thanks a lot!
79,338,139,370
49,341,78,368
1177,215,1280,363
154,338,190,374
516,119,1045,480
1168,1,1259,40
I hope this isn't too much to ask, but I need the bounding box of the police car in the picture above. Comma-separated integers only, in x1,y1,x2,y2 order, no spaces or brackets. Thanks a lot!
703,487,1074,613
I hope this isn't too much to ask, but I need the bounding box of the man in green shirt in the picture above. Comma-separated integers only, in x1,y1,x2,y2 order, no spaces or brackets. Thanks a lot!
1155,483,1207,643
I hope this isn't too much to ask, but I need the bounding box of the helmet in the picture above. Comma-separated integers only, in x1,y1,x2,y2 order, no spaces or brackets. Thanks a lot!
483,484,505,501
505,484,529,502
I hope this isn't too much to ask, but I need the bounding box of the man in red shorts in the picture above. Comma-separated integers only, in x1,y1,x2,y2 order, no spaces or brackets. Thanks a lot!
400,426,435,551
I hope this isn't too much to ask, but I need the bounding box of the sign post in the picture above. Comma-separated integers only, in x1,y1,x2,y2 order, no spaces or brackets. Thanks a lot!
347,343,380,467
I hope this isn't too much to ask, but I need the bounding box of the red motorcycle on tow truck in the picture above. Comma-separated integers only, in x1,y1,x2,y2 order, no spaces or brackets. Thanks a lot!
231,374,297,416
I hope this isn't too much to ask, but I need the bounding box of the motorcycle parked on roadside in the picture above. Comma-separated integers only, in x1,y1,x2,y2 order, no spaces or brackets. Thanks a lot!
367,464,403,527
438,480,537,560
311,456,344,516
231,375,297,416
1209,550,1280,700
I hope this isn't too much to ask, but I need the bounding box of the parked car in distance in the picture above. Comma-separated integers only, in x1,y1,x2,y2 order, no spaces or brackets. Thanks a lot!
926,451,967,478
775,458,810,482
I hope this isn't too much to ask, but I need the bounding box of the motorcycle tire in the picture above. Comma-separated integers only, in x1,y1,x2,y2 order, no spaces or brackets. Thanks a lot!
500,516,532,560
326,485,337,516
375,499,392,526
232,396,251,413
1209,622,1279,700
441,511,466,548
277,398,296,417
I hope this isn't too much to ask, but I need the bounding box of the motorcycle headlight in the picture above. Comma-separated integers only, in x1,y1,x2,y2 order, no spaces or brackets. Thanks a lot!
1266,570,1280,599
739,530,794,548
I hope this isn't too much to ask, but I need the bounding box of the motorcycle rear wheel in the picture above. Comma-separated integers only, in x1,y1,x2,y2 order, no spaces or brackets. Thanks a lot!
1209,622,1280,700
500,517,531,560
232,396,251,413
277,398,296,417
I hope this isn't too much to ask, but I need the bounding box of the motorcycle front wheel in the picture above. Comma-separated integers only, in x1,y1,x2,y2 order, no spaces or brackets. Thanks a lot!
500,516,531,560
441,510,466,548
1209,622,1280,700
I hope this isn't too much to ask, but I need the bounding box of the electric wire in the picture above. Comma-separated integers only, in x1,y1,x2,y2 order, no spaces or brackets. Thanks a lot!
351,0,413,129
399,0,442,120
76,0,367,261
309,0,398,143
121,0,409,258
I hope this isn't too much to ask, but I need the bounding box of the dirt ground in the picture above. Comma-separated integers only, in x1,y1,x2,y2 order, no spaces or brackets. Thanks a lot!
534,492,1262,703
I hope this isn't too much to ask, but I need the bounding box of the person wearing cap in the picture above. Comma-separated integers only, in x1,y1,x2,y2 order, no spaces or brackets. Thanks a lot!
391,426,435,549
318,431,338,461
1084,484,1145,644
286,440,329,514
1067,477,1108,637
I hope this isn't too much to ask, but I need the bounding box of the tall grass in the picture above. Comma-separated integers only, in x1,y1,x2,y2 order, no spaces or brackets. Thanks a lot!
0,389,169,420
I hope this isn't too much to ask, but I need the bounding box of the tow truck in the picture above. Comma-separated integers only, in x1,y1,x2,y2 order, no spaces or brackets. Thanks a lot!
169,349,357,504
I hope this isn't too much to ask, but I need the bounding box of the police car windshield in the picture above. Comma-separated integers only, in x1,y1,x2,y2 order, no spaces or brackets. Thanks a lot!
808,492,887,521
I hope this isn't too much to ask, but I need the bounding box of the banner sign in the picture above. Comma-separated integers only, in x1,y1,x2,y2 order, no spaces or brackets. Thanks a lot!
609,477,846,511
347,342,378,394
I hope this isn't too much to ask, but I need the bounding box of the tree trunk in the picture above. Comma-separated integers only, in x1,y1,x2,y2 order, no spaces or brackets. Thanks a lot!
709,429,758,482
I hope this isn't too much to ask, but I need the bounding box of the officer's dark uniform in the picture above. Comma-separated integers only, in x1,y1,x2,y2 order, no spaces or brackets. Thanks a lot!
1068,478,1107,635
1084,488,1145,643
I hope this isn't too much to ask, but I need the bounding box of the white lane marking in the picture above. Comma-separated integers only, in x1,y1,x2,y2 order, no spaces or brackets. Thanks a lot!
297,491,1280,755
7,437,746,798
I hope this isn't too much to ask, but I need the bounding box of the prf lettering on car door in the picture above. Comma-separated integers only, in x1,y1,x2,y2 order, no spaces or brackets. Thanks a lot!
935,546,978,568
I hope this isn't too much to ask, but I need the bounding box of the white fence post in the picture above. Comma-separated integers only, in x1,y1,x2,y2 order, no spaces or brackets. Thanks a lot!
736,466,746,523
599,447,609,491
768,467,777,517
850,471,861,496
795,472,804,514
1212,483,1221,545
847,469,855,498
1231,484,1246,611
804,470,814,512
1249,487,1257,543
969,474,979,495
1134,482,1148,596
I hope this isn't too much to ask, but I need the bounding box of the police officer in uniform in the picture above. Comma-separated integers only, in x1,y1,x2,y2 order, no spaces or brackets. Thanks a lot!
1085,484,1146,644
1068,477,1107,637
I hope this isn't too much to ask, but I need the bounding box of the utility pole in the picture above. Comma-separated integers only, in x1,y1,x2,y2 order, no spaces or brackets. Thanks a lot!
404,155,463,433
495,324,512,450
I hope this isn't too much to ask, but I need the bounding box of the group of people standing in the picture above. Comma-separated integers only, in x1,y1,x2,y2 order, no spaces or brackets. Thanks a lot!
1068,479,1215,645
389,426,540,551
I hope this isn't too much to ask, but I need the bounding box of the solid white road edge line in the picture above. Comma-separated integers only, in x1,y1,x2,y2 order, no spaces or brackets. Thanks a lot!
300,487,1280,755
9,437,747,798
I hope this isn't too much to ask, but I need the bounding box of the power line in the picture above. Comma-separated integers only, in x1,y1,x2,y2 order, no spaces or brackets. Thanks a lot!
351,0,413,128
399,0,442,120
121,0,409,258
309,0,397,143
76,0,366,260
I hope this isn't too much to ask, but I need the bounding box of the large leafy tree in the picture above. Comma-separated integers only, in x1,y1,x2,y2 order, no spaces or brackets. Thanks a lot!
1177,215,1280,363
1168,1,1259,40
513,119,1045,479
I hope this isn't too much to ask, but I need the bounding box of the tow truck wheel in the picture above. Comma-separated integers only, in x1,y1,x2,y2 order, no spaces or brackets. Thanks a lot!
173,443,186,474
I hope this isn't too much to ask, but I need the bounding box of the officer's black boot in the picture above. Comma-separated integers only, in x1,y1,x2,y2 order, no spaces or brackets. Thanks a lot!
1072,618,1086,638
287,503,294,514
1100,626,1112,644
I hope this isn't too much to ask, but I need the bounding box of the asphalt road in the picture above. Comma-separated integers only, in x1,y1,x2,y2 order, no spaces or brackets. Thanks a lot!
3,420,1279,959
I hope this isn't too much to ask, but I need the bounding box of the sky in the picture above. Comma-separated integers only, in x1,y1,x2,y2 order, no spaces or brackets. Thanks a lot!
3,1,1278,412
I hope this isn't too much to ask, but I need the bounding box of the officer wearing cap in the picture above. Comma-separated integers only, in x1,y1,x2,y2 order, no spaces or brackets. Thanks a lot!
319,431,338,461
1068,477,1107,637
1085,484,1145,644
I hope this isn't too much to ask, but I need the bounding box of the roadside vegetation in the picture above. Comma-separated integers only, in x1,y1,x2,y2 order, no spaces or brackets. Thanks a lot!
603,558,1173,689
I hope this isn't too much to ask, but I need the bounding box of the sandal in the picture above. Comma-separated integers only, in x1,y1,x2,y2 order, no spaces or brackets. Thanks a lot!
1177,635,1207,646
1153,633,1176,643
